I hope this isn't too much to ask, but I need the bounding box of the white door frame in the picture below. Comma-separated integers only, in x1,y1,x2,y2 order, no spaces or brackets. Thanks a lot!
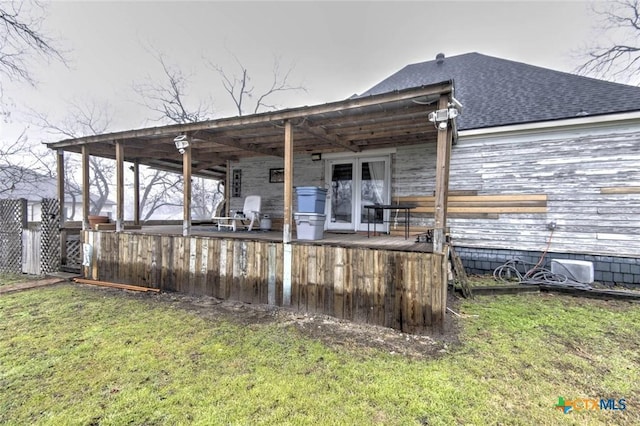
325,153,392,232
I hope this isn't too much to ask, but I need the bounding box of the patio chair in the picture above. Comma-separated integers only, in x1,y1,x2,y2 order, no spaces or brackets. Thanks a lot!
213,195,262,232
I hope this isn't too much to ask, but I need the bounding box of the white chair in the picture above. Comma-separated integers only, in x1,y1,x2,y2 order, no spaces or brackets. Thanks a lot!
213,195,262,232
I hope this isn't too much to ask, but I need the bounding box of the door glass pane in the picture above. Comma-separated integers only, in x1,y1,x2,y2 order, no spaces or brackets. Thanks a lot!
330,163,352,223
360,160,385,223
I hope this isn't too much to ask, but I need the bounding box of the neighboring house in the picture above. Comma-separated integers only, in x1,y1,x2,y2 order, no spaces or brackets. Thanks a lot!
1,166,115,222
231,52,640,285
356,52,640,284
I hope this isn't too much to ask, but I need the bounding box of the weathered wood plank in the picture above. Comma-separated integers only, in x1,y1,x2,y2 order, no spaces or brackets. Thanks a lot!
88,233,445,333
393,253,403,331
414,206,548,214
333,247,345,319
297,245,308,311
343,248,353,320
399,194,548,203
290,245,300,309
322,245,333,316
353,248,365,323
600,186,640,194
254,241,263,304
267,243,277,305
422,252,432,328
307,245,317,314
160,235,172,292
373,250,384,325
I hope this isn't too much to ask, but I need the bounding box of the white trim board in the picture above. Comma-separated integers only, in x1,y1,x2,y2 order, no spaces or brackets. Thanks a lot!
322,147,396,160
459,112,640,146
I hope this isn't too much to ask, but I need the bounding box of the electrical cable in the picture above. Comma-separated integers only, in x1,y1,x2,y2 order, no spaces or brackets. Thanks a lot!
493,258,592,290
492,227,592,290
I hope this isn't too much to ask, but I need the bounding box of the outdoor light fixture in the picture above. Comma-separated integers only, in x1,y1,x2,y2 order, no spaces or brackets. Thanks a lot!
428,97,462,132
311,153,322,161
174,134,189,154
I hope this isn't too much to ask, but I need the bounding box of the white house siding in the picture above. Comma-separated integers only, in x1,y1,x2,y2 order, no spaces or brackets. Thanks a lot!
229,155,324,217
394,120,640,260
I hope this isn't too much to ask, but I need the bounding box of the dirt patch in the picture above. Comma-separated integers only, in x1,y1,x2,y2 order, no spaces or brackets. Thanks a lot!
76,283,461,360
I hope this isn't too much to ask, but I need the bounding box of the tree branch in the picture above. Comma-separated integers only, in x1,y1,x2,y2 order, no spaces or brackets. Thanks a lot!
577,0,640,81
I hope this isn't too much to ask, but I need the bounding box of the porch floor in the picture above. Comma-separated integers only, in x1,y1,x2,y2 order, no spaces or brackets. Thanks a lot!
132,225,433,253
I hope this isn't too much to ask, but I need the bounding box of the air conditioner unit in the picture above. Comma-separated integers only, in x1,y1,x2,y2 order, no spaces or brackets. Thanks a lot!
550,259,594,284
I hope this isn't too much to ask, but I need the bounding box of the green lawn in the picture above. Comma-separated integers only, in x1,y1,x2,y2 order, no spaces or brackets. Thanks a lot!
0,280,638,425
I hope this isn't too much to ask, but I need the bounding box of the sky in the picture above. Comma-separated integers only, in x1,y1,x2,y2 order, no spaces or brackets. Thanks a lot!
2,0,602,144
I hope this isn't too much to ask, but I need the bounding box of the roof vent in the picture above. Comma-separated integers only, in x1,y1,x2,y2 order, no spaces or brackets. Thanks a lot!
436,53,445,64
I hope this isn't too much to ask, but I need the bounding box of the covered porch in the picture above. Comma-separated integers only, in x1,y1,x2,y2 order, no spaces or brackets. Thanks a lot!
48,83,459,333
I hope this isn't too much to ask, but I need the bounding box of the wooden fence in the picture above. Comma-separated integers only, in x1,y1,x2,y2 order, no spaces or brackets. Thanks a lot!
22,227,41,275
0,198,76,275
0,199,26,274
83,231,445,333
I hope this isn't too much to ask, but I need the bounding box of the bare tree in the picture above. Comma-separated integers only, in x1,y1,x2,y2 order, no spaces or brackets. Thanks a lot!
133,49,213,124
209,53,306,116
133,51,220,219
0,128,83,221
0,129,45,195
578,0,640,82
0,0,65,179
0,0,65,122
134,50,306,219
29,99,115,215
137,168,183,221
0,0,65,84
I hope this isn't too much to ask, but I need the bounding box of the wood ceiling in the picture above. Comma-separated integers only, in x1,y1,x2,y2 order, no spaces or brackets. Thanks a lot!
46,82,454,179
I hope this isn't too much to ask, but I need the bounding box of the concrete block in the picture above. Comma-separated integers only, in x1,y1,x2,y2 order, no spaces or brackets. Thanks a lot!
550,259,594,284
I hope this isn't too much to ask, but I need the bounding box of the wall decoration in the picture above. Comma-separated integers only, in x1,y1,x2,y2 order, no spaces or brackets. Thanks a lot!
269,168,285,183
232,169,242,197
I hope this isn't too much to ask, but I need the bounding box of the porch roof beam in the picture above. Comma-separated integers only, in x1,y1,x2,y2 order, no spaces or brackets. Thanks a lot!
192,159,229,172
297,122,360,152
46,83,453,149
145,160,226,179
193,130,283,158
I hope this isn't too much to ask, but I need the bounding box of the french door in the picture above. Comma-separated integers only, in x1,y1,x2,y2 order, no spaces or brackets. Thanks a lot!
326,156,390,232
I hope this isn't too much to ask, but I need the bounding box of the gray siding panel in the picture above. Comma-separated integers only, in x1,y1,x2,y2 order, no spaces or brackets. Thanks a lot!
230,156,324,217
394,125,640,258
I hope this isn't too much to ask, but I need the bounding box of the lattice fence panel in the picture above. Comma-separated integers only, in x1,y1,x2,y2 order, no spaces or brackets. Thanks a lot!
0,199,27,274
41,198,61,273
65,236,82,270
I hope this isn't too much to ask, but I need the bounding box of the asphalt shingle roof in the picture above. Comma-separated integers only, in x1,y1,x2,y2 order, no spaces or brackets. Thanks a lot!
359,52,640,130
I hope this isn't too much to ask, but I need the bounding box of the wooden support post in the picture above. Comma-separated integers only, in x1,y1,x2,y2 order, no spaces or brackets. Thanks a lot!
432,94,452,254
56,149,67,266
133,161,140,226
283,120,294,243
81,145,90,230
56,149,65,226
182,143,192,236
432,93,454,333
225,160,231,216
283,120,294,306
116,141,124,232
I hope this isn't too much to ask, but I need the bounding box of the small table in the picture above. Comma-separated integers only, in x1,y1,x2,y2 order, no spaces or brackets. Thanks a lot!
364,204,416,239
